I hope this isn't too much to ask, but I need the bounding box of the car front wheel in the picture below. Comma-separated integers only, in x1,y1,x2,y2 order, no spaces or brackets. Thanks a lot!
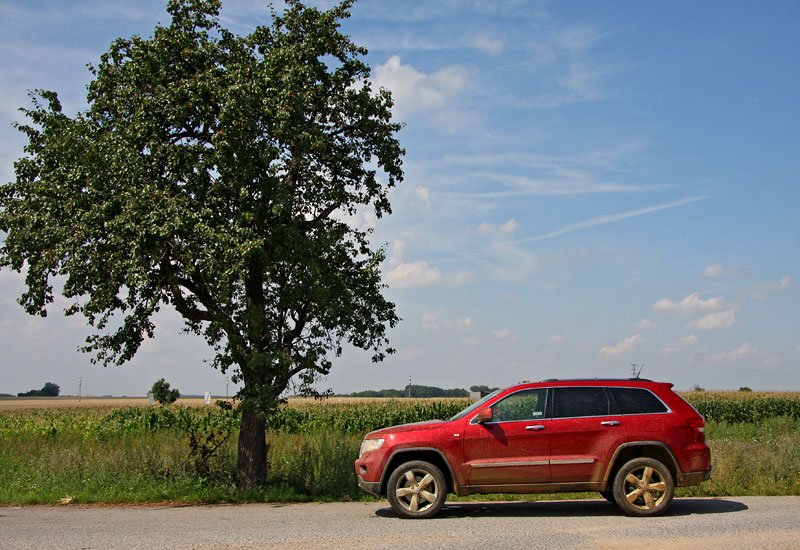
612,457,674,516
387,460,447,519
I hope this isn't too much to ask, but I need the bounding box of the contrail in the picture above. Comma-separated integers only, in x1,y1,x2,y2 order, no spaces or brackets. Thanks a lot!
519,195,710,243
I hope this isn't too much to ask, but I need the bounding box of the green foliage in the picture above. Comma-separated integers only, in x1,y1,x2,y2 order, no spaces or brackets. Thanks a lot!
268,432,362,499
345,385,469,398
151,378,180,405
270,400,469,434
17,382,60,397
186,401,239,479
470,385,500,394
2,394,800,504
3,394,800,440
687,394,800,424
0,0,403,488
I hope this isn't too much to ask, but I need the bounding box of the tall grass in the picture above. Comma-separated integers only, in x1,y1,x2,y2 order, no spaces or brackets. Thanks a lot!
2,394,800,504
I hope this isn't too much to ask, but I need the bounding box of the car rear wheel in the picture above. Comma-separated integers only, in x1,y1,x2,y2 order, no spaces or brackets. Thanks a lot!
387,460,447,519
612,457,674,516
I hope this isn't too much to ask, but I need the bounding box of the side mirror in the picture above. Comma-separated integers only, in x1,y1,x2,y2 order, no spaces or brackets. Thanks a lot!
475,407,493,424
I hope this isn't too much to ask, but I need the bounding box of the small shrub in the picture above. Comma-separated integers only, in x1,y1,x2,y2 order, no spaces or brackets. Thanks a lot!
151,379,180,405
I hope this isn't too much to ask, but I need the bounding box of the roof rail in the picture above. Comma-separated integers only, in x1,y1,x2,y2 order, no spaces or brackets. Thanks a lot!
538,377,653,383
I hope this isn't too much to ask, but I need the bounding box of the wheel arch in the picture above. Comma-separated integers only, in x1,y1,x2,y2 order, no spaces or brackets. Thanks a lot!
380,448,457,496
603,441,682,490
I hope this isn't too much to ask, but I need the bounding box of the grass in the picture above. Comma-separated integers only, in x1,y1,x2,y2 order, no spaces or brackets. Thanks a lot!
678,417,800,497
1,400,799,505
0,427,368,505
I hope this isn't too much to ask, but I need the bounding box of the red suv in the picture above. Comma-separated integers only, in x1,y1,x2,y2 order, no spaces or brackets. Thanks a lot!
355,378,711,518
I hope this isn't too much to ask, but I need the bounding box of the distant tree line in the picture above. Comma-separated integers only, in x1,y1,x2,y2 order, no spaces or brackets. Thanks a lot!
17,382,60,397
342,384,500,398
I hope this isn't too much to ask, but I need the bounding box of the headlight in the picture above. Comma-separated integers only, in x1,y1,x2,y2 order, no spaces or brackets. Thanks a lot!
359,438,384,457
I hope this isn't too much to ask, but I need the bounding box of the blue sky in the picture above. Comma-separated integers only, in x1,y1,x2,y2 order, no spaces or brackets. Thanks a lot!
0,0,798,396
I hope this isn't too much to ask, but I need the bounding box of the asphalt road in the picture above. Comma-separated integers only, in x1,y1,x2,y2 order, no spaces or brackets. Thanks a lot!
2,497,799,549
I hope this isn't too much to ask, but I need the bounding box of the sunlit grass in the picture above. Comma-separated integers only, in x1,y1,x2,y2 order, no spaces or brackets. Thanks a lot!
1,400,799,504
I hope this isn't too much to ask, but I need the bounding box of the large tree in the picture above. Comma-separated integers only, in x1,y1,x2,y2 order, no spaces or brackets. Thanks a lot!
0,0,402,489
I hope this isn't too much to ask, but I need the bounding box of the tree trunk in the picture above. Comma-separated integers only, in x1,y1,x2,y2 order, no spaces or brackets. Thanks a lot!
237,407,268,490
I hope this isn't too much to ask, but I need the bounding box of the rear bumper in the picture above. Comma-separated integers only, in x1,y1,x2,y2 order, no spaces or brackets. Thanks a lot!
679,468,712,487
357,475,382,497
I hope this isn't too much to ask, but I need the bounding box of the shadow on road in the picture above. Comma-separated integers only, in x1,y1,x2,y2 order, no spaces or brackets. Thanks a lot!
375,498,748,519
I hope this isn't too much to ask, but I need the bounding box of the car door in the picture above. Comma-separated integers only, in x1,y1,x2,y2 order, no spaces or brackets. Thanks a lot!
608,386,670,440
547,386,627,483
461,388,551,486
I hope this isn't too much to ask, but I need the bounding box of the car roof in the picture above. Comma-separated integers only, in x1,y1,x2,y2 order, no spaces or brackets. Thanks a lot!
539,377,653,382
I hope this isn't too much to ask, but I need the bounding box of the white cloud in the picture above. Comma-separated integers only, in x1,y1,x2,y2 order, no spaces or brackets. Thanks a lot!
421,311,474,333
470,35,504,55
548,334,566,343
703,264,725,277
385,261,473,288
653,292,727,316
372,55,474,129
686,309,736,331
384,239,473,288
752,275,791,300
331,207,377,232
386,261,442,288
711,342,759,363
600,334,644,357
554,23,608,54
477,219,519,234
484,240,539,283
635,318,656,330
472,172,665,198
661,334,698,354
421,311,442,331
415,186,431,207
490,329,517,341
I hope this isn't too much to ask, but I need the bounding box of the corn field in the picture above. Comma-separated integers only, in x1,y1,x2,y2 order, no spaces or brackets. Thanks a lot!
2,393,800,438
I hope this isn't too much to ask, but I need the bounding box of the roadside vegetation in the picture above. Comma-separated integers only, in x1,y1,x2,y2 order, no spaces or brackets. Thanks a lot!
1,393,799,505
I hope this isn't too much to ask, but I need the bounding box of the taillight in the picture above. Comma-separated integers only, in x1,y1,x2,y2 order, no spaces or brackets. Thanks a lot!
687,416,705,442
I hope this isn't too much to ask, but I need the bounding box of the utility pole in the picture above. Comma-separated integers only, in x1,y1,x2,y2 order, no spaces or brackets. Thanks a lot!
408,376,412,398
78,378,82,403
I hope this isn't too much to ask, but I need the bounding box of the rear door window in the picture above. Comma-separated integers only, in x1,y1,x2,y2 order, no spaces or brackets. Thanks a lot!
552,387,610,418
609,387,668,414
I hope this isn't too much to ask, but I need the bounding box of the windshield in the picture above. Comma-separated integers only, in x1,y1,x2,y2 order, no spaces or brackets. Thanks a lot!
449,388,503,421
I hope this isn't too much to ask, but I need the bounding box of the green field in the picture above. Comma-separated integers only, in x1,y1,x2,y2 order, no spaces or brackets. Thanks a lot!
1,394,799,504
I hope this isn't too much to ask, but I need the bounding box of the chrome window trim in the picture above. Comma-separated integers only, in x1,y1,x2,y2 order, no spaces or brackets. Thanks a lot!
550,385,673,419
469,385,674,423
606,386,673,415
468,387,548,425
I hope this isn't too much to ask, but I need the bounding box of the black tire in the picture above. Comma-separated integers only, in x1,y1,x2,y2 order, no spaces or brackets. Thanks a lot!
612,457,674,517
599,491,615,503
386,460,447,519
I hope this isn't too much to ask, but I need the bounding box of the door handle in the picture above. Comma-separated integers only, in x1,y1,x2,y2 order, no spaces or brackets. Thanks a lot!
600,420,620,426
525,425,545,431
